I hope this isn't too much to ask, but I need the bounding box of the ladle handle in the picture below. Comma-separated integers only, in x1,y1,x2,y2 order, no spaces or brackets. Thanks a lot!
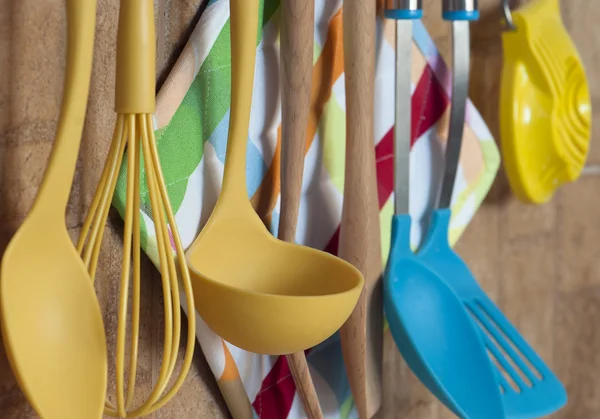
220,0,259,201
339,0,384,417
279,1,323,418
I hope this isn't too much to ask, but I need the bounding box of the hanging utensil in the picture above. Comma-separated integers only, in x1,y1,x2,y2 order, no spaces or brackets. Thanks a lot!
185,0,364,356
339,0,385,417
422,2,568,417
0,1,107,418
76,0,197,416
383,1,506,418
499,0,591,204
280,0,323,417
495,8,574,413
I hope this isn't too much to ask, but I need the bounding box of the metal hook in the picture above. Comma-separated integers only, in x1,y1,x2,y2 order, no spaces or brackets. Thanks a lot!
502,0,517,31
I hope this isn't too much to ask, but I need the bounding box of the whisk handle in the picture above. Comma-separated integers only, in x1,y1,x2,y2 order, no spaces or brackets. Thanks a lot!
115,0,156,113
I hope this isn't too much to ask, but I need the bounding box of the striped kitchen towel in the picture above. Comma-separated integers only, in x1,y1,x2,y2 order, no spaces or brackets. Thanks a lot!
113,0,500,417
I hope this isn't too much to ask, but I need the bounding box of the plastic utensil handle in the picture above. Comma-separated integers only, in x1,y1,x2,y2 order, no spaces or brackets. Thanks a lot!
384,1,422,215
220,0,259,200
280,1,323,418
31,0,98,219
115,0,156,113
340,0,384,417
438,1,478,209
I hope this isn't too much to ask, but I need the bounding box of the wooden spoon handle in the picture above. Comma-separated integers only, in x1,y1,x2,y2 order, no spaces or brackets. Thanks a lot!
279,1,314,237
279,1,323,418
286,353,322,419
339,0,383,417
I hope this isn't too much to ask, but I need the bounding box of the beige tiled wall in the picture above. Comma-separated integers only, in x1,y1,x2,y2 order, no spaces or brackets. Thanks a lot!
0,0,598,418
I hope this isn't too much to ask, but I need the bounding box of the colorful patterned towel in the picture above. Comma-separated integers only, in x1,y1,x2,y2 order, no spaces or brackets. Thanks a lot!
113,0,500,417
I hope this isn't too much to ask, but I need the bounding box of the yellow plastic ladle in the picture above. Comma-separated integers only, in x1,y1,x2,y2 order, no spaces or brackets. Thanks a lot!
499,0,591,204
185,0,364,355
0,1,107,418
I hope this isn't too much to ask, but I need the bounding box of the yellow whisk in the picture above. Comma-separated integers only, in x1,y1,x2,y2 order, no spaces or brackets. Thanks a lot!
76,0,196,417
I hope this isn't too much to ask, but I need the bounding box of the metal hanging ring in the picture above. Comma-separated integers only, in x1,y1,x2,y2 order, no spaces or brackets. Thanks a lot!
502,0,517,31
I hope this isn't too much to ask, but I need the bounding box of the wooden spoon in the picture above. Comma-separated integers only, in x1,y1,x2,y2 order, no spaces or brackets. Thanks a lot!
0,1,107,418
339,0,384,417
280,0,323,418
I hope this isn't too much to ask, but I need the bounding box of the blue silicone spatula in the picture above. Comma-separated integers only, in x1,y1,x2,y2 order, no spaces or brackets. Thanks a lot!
415,2,568,418
416,1,567,418
383,1,505,418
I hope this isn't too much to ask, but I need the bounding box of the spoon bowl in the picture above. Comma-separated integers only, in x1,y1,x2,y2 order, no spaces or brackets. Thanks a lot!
187,201,364,355
1,223,107,418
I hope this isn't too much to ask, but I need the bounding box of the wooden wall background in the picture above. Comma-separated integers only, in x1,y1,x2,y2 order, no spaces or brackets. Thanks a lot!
0,0,598,417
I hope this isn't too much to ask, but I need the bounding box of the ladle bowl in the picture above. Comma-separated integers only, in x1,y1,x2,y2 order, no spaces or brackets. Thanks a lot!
187,201,364,355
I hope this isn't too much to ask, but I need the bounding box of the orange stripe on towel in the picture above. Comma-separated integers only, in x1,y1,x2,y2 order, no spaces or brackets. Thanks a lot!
220,341,241,381
251,9,345,222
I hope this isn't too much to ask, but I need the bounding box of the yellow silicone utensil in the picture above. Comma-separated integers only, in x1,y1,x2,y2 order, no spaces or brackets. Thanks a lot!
76,0,196,416
500,0,591,204
185,0,364,355
0,1,107,418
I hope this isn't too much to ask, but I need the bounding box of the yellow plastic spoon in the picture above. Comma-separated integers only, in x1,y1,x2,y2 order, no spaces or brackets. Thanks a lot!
500,0,591,204
0,1,107,418
185,0,364,355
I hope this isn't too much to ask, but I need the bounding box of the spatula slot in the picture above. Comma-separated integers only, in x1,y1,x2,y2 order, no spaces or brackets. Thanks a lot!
467,301,544,389
475,301,545,381
486,347,519,394
468,306,525,392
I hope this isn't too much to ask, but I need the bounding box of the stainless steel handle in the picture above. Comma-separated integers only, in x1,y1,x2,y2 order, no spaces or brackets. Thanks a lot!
438,0,479,209
502,0,517,31
384,0,422,215
385,0,422,11
443,0,478,13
